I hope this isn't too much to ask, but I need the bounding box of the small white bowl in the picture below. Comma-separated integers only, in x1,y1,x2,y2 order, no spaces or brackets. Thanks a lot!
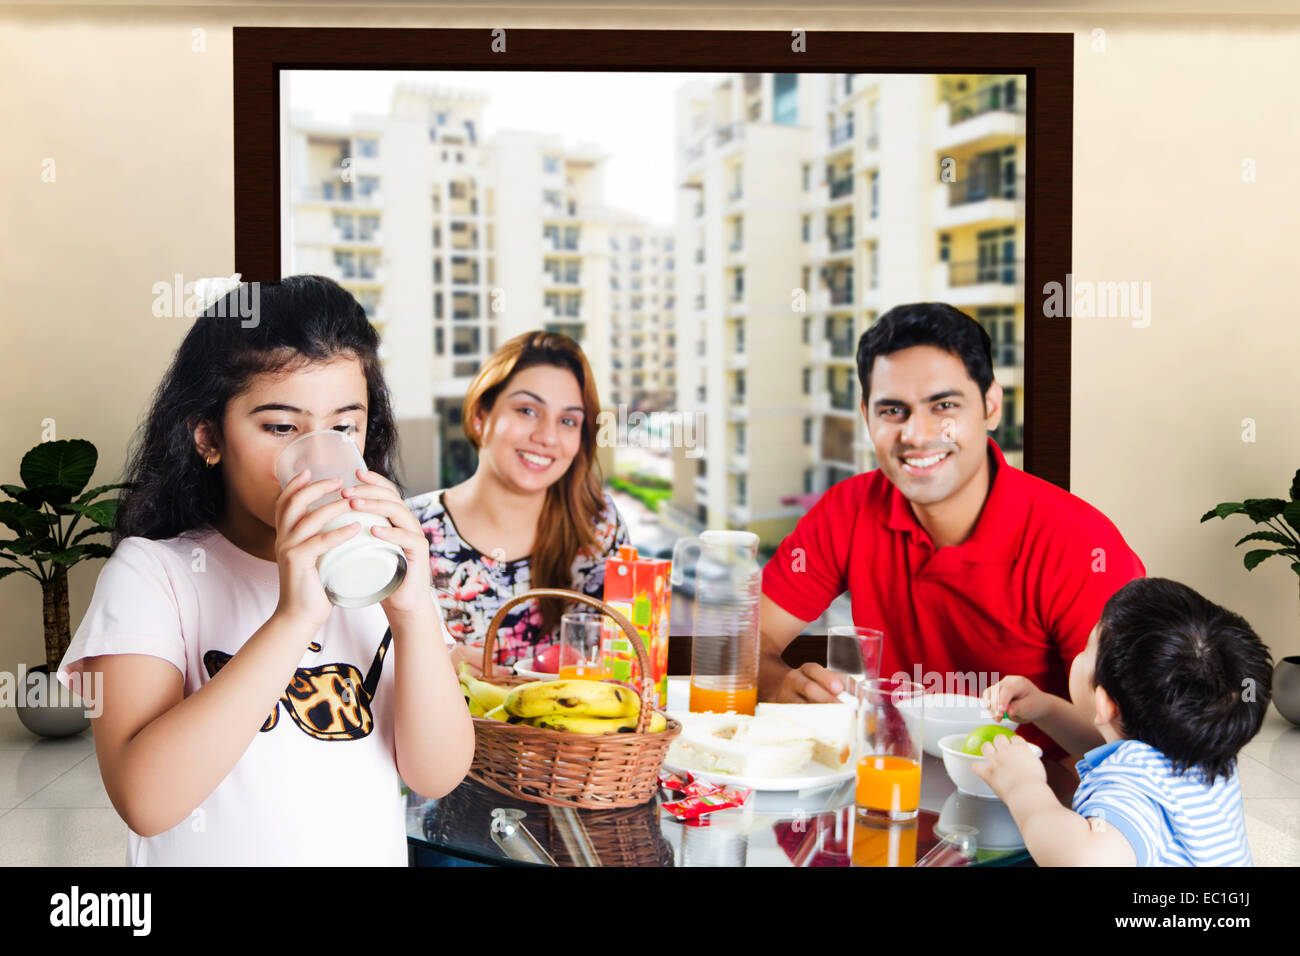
896,694,1019,758
938,732,1042,800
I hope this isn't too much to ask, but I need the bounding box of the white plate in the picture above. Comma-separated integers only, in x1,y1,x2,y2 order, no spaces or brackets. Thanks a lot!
510,657,557,681
661,757,853,793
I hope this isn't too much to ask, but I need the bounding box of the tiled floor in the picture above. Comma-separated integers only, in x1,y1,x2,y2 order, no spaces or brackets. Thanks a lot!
1,702,1297,866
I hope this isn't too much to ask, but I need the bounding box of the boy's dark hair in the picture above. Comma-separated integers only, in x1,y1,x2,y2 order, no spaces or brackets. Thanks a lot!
856,302,994,404
1094,577,1273,785
115,275,402,545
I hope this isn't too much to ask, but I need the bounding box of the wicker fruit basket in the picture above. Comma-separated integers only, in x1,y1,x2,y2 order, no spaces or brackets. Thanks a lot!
466,587,681,809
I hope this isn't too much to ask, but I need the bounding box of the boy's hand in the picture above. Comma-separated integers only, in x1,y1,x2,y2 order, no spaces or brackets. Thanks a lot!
971,733,1046,800
983,675,1049,724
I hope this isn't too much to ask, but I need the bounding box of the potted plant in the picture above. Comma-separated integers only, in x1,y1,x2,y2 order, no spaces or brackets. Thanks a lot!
0,439,130,737
1201,468,1300,726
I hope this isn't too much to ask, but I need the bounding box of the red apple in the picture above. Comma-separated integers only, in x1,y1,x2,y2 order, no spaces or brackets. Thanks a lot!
533,644,582,674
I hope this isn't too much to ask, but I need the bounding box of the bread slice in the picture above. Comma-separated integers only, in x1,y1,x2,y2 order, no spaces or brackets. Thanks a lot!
754,703,855,771
667,712,814,777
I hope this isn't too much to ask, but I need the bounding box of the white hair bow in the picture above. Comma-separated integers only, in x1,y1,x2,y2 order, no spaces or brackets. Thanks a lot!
192,274,243,314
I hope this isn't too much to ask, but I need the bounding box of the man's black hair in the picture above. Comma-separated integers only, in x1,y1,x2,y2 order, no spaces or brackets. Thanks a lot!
855,302,994,404
1093,577,1273,785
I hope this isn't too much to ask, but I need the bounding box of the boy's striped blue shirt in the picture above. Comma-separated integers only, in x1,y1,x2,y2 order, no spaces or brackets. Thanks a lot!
1072,739,1252,867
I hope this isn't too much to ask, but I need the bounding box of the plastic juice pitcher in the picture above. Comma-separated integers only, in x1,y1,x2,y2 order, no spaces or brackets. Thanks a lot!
672,530,761,715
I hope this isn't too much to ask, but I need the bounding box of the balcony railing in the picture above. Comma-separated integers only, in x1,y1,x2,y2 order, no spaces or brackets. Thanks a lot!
695,248,705,264
829,231,854,252
829,389,855,412
715,123,746,148
828,285,854,306
695,293,706,310
828,336,855,358
865,132,880,150
948,174,1025,207
729,238,743,252
946,259,1024,287
989,342,1024,368
829,176,854,200
991,422,1024,450
829,121,855,147
945,84,1026,124
728,186,743,201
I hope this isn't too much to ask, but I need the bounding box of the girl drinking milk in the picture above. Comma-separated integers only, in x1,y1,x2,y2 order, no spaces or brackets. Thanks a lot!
56,275,473,866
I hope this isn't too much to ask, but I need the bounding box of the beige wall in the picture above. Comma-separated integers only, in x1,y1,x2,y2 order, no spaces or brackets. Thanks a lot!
3,5,1298,676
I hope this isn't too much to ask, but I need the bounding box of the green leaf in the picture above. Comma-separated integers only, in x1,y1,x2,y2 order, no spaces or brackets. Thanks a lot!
19,440,97,503
73,482,131,506
1243,548,1292,571
0,567,24,582
77,500,117,529
0,484,43,508
49,546,86,566
1234,531,1298,549
0,501,50,536
1201,502,1243,521
1284,501,1300,536
1241,498,1287,523
79,543,114,560
1291,468,1300,503
2,536,55,556
68,524,111,546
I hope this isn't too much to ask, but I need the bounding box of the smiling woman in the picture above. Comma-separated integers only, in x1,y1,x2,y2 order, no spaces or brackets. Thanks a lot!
405,331,629,672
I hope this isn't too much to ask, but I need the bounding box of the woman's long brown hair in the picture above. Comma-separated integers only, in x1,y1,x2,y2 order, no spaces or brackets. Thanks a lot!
461,331,606,637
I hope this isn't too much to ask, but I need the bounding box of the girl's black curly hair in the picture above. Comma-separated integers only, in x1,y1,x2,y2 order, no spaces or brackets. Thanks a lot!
114,275,404,545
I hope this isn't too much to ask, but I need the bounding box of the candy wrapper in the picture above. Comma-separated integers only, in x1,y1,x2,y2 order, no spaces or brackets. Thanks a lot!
658,770,695,796
662,787,752,821
601,545,671,708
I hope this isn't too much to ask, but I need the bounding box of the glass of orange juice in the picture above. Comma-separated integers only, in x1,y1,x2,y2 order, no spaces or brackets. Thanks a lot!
854,678,923,822
557,612,609,680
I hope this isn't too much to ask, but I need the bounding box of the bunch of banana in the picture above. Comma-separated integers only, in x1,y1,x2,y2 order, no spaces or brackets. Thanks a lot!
502,679,668,735
459,663,509,717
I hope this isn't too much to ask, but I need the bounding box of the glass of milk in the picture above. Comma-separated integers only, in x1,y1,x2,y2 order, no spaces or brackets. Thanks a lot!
274,430,407,607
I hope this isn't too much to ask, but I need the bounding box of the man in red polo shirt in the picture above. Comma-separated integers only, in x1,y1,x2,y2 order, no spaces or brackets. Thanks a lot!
760,302,1144,792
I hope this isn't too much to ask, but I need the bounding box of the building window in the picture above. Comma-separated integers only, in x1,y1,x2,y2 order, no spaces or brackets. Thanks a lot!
543,155,560,174
803,418,812,445
773,73,799,126
802,367,811,394
737,474,748,505
802,216,810,242
802,317,811,344
435,327,444,355
804,468,814,494
802,164,811,192
356,137,378,157
938,233,951,262
869,171,879,218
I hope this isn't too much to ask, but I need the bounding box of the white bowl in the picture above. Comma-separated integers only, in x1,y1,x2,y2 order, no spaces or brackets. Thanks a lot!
895,694,1019,758
938,732,1042,799
935,791,1026,851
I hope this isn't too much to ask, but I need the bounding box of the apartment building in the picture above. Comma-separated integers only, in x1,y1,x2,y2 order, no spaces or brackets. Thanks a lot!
666,72,1026,549
608,216,678,412
286,82,617,490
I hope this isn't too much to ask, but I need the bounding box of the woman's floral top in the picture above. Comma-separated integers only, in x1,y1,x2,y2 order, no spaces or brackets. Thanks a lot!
404,488,629,666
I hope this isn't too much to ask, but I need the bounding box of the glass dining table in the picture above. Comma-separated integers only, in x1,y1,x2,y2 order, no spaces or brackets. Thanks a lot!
406,677,1035,867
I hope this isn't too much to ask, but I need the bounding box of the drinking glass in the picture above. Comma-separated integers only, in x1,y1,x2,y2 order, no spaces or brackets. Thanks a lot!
558,612,609,679
855,678,924,823
826,625,883,703
273,430,406,607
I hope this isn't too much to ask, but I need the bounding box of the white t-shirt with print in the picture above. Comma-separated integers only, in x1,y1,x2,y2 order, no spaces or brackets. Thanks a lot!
56,525,425,867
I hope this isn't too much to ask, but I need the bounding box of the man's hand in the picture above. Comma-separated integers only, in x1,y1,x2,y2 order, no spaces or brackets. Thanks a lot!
768,662,846,703
971,732,1046,801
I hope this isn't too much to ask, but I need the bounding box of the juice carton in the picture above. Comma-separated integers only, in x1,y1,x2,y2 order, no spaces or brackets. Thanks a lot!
600,545,671,709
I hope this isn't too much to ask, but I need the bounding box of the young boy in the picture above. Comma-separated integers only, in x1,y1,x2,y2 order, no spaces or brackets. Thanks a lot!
973,577,1272,866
